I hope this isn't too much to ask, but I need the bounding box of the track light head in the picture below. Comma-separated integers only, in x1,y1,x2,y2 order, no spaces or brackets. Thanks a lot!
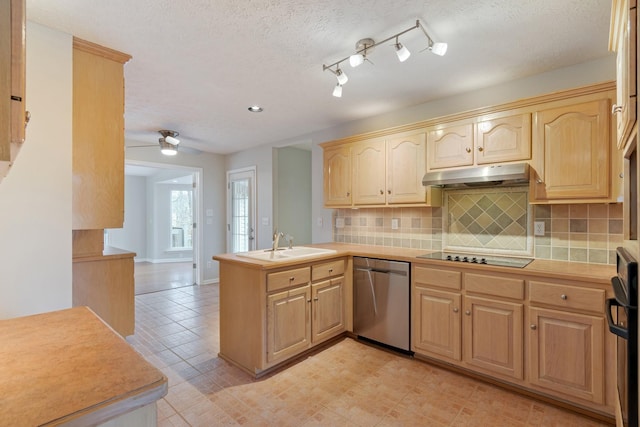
349,53,364,67
394,39,411,62
335,68,348,85
332,84,343,98
429,41,448,56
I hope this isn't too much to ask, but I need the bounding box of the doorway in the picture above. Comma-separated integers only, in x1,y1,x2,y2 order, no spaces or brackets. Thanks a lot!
227,167,256,253
106,160,203,294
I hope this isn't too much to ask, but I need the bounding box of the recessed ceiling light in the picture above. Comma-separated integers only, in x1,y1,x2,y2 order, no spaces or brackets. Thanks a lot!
248,105,263,113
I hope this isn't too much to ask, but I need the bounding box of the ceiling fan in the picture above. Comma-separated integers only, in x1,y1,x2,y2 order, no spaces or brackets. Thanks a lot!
126,130,202,156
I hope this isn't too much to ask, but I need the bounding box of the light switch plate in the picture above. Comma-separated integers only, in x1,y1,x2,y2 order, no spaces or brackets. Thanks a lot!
534,221,545,236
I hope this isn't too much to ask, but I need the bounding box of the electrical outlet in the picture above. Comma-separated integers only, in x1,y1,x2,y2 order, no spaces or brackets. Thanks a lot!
391,218,399,230
534,221,545,236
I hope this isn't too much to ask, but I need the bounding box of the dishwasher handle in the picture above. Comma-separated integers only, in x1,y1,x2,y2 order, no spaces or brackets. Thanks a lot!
354,267,407,276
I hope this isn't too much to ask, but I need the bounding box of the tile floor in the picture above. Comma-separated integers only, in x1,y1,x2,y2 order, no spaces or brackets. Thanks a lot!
126,285,612,426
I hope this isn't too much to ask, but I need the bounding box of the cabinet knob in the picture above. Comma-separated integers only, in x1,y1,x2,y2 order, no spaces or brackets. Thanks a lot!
25,110,31,125
536,178,543,184
328,268,333,273
530,324,537,330
388,190,391,194
313,297,319,301
612,104,623,114
560,294,567,300
477,147,484,152
289,276,295,281
453,307,459,313
380,190,384,195
620,172,624,179
465,310,471,315
465,147,471,153
346,192,350,197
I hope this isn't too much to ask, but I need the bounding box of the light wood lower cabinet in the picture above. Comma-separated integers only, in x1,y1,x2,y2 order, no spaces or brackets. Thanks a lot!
528,307,605,404
463,295,523,380
413,286,461,360
267,285,311,364
219,257,347,377
412,263,614,416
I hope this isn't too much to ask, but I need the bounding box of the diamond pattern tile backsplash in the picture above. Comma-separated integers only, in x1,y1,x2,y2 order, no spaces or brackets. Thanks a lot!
333,188,622,265
445,188,532,255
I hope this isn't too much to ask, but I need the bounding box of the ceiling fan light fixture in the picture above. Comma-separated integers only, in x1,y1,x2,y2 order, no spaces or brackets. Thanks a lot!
159,138,178,156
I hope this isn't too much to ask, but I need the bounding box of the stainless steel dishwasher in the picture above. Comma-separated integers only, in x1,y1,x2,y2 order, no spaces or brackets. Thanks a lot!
353,257,411,352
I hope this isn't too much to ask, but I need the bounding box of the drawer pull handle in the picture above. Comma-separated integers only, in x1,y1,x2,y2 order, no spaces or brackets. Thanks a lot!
453,307,459,313
560,294,567,300
289,276,295,281
530,324,537,330
612,104,623,114
328,268,333,273
465,310,471,315
313,297,319,301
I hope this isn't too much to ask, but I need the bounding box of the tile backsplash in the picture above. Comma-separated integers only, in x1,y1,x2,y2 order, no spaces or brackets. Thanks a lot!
333,188,623,265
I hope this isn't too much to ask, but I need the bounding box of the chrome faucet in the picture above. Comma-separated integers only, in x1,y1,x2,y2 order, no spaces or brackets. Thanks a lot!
272,229,284,251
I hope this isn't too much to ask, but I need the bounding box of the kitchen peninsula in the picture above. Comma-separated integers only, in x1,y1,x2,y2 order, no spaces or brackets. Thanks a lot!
0,307,167,426
214,243,617,422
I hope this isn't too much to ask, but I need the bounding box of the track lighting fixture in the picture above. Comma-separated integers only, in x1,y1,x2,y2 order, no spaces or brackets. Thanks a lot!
322,19,447,97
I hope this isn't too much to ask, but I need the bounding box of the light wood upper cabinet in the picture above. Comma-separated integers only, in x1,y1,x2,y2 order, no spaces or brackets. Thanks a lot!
323,145,352,207
528,307,605,404
427,122,474,169
72,38,131,230
475,113,531,165
322,131,440,207
610,0,637,150
531,97,612,202
352,138,386,205
1,0,26,182
387,133,427,204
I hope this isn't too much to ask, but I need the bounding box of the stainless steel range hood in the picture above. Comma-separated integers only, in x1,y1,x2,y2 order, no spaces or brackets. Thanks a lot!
422,163,530,187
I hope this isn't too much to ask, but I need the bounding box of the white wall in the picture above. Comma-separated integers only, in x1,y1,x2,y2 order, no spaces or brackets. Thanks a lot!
0,22,72,318
275,147,311,245
125,149,226,284
107,175,147,258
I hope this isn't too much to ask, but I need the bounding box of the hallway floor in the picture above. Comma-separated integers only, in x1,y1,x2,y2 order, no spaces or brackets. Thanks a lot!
126,285,611,426
134,261,193,295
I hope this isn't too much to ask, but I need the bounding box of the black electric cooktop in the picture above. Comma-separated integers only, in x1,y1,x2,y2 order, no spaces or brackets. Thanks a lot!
417,252,533,268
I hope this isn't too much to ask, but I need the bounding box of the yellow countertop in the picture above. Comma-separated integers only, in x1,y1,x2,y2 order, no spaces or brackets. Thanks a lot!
0,306,167,426
213,242,616,284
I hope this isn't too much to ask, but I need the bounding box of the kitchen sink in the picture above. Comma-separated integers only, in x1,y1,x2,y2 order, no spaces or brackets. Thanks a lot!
236,246,337,262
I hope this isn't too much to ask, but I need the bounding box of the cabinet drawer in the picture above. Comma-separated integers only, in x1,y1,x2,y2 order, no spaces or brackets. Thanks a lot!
465,273,524,300
414,266,461,290
312,259,344,282
267,267,311,292
529,281,605,313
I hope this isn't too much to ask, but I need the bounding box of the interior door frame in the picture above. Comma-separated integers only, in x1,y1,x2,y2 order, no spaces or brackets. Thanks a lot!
226,166,257,252
125,159,203,285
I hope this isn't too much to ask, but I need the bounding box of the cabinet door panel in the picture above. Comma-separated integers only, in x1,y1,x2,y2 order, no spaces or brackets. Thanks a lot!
528,307,604,404
532,99,610,201
476,113,531,164
387,133,426,204
312,277,345,343
463,296,523,379
427,123,474,169
323,145,351,206
352,139,386,205
267,285,311,364
413,286,461,360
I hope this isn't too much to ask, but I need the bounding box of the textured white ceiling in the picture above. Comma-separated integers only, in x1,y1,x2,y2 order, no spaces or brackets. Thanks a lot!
26,0,613,154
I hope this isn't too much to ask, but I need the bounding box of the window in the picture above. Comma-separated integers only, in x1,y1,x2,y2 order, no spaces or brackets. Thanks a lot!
171,189,193,249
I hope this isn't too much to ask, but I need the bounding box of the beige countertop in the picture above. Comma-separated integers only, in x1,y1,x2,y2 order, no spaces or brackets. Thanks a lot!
0,306,167,426
213,242,616,284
